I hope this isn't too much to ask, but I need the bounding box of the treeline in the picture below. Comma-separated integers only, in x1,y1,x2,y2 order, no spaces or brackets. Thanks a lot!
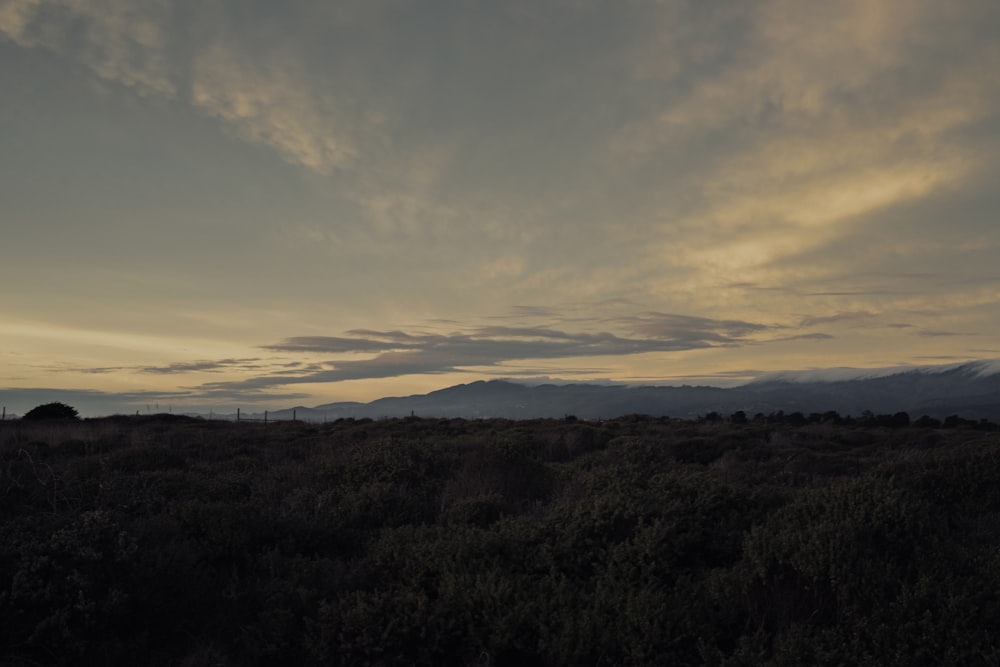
700,409,999,430
2,415,1000,665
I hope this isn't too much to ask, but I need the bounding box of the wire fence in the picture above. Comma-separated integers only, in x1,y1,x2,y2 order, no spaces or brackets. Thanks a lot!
234,409,299,423
0,407,305,423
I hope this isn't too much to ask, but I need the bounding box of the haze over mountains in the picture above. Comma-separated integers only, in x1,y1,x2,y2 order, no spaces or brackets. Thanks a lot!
259,360,1000,423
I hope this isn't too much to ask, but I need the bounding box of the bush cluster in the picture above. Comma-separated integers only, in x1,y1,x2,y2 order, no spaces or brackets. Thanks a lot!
2,415,1000,665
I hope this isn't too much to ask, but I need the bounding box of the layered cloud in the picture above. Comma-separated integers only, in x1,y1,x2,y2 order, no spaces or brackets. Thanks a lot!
2,0,999,411
192,309,793,391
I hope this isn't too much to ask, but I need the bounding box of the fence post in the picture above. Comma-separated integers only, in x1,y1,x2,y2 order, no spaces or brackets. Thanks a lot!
237,408,240,422
264,410,268,424
293,409,296,422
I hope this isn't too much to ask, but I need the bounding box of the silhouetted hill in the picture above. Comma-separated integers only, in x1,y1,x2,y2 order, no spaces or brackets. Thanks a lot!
268,360,1000,421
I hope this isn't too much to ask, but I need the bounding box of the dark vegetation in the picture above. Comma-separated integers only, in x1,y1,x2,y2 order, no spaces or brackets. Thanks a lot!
2,408,1000,665
20,402,80,422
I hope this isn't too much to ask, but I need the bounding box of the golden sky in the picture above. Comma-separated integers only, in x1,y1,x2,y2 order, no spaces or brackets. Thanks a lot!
2,0,999,415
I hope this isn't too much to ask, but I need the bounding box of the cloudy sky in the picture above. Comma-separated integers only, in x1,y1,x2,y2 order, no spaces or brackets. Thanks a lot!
2,0,999,416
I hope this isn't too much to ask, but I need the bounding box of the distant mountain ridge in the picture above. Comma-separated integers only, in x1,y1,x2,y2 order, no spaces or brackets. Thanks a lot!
751,359,1000,383
263,359,1000,422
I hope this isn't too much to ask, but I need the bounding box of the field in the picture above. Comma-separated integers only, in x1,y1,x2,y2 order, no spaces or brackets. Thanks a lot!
2,413,1000,666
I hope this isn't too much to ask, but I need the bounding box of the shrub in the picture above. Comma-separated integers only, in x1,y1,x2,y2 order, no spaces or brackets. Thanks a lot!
22,402,80,421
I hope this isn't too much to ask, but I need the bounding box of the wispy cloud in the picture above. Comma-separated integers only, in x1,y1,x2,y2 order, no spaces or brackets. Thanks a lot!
800,311,877,327
189,39,361,173
0,0,176,97
0,0,370,173
611,0,1000,311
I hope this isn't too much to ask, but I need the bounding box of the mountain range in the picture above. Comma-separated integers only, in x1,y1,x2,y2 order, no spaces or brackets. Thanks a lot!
258,360,1000,422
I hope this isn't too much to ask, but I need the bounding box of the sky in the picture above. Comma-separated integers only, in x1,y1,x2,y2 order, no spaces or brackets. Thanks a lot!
2,0,1000,417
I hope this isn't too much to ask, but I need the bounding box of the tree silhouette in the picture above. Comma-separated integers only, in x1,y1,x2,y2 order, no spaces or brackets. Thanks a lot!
22,401,80,421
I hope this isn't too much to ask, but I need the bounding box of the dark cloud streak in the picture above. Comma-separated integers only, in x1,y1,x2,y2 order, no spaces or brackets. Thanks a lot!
139,358,266,374
800,311,877,327
227,312,779,392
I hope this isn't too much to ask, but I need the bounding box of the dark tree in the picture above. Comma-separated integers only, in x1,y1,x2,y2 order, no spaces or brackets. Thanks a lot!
786,411,808,427
914,415,941,428
821,410,844,425
22,401,80,421
942,414,970,429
